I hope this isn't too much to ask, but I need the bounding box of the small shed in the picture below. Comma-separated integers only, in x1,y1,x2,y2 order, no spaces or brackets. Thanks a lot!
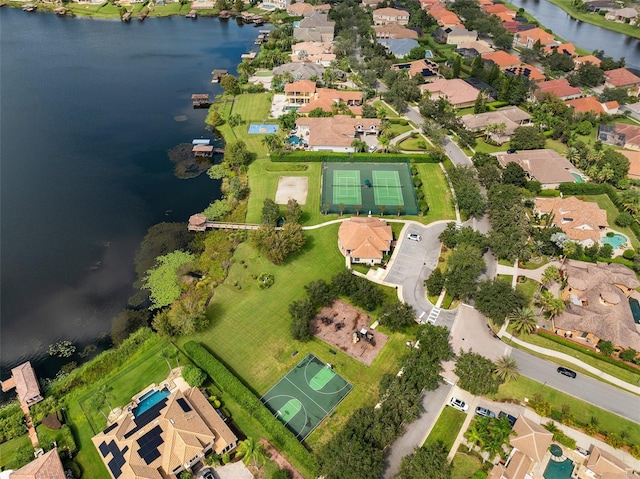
192,145,215,158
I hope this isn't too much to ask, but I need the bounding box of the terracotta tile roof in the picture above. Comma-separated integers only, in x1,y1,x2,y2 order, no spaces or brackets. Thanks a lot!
574,55,601,67
506,63,545,82
284,79,317,93
535,196,608,243
482,4,514,14
535,79,581,99
420,78,481,107
565,96,608,115
482,50,521,68
544,42,577,56
10,449,66,479
617,149,640,178
391,59,441,79
373,7,410,19
605,68,640,88
515,27,556,46
338,217,393,260
557,260,640,350
614,122,640,149
373,23,419,39
505,450,533,479
502,20,522,33
495,11,516,22
296,116,381,148
298,88,363,115
496,149,575,185
11,362,42,405
511,416,553,463
457,40,494,54
287,2,313,15
586,446,634,479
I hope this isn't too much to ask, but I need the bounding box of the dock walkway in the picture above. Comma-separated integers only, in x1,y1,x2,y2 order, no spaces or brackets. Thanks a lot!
188,220,283,232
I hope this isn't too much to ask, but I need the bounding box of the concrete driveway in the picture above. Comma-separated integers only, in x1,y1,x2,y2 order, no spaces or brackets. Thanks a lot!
383,222,457,329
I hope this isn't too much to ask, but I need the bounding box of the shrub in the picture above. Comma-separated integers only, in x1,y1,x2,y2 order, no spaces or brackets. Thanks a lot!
182,365,207,388
619,348,638,362
616,212,634,227
414,178,423,188
425,269,445,296
623,249,636,260
273,151,437,163
183,342,318,475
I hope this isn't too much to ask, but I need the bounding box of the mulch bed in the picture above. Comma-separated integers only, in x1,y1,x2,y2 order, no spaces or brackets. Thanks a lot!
311,299,388,366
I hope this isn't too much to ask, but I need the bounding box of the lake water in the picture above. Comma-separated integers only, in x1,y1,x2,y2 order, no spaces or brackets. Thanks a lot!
0,9,260,378
509,0,640,70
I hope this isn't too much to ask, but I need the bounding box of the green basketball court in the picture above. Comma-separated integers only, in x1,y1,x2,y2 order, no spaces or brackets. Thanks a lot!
261,354,353,440
321,162,418,215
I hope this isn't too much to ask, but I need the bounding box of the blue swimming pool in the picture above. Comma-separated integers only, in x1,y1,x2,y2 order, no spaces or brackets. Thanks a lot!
544,459,574,479
629,297,640,324
289,135,301,145
135,389,170,417
425,50,434,58
601,233,627,249
571,173,584,183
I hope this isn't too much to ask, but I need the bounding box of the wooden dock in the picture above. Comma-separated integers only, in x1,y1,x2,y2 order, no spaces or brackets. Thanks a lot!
188,214,281,232
122,11,132,21
185,9,197,18
218,10,230,19
211,69,228,83
192,93,211,108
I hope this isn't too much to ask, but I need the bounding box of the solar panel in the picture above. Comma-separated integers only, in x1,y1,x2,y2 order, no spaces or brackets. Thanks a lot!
99,441,109,457
177,397,192,412
103,422,118,434
137,425,164,465
107,457,123,478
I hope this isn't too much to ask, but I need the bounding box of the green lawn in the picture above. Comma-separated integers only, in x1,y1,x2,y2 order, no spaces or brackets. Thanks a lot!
388,123,413,138
417,163,456,222
148,2,190,16
580,194,640,249
372,100,399,118
177,225,410,448
67,2,122,17
217,93,273,159
497,274,513,284
515,277,539,305
492,376,640,445
474,138,506,154
423,406,467,452
452,452,483,479
0,434,32,470
398,136,429,151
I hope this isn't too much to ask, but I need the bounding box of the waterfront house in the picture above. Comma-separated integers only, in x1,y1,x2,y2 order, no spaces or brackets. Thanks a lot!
434,26,478,45
584,0,616,12
598,123,640,150
535,79,582,101
284,79,317,106
460,106,531,144
573,55,602,68
556,260,640,351
420,78,481,108
291,41,335,66
495,149,577,188
272,62,324,80
617,149,640,179
286,1,313,15
373,23,419,39
534,196,608,245
513,27,556,49
297,88,364,116
372,7,410,25
604,7,638,23
293,11,335,43
9,448,66,479
544,42,577,56
338,217,393,265
604,68,640,96
295,116,381,152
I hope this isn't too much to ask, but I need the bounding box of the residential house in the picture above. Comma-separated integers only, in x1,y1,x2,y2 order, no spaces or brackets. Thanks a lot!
584,0,616,12
574,55,602,68
295,116,381,152
377,38,421,58
604,68,640,96
372,7,410,25
373,23,419,39
505,63,545,82
9,449,66,479
1,361,43,407
291,41,335,66
391,59,441,82
617,149,640,179
272,62,324,80
481,50,522,70
482,3,516,20
92,384,238,479
420,78,481,108
293,11,335,43
457,39,494,55
338,217,393,265
495,149,577,188
556,260,640,350
598,123,640,150
565,96,619,116
488,416,553,479
361,0,381,8
261,0,290,10
623,100,640,120
502,20,523,33
286,2,313,16
544,42,577,56
429,7,462,28
284,79,317,106
586,446,636,479
435,26,478,45
461,106,531,144
513,27,556,49
604,7,638,23
534,196,608,245
535,78,582,100
297,88,363,116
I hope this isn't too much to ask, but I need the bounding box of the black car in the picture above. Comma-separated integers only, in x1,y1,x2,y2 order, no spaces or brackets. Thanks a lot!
557,366,577,378
498,411,517,427
507,148,517,154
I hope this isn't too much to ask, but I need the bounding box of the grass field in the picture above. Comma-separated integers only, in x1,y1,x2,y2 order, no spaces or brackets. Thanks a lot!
423,406,467,452
416,163,456,221
492,376,640,445
452,452,483,479
580,194,640,249
398,136,429,151
177,225,411,448
0,434,32,470
515,277,539,305
217,94,273,159
372,100,399,118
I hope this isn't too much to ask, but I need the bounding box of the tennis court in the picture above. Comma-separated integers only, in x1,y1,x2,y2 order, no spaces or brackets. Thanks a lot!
261,354,353,440
321,162,418,215
248,123,279,134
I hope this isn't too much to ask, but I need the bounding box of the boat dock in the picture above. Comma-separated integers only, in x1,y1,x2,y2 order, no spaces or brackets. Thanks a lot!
255,30,270,45
218,10,230,19
192,93,211,108
22,4,37,11
188,214,282,232
211,69,228,83
122,11,132,21
241,52,257,60
185,9,197,18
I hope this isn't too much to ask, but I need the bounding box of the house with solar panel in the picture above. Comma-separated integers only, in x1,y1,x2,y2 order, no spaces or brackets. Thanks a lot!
92,384,237,479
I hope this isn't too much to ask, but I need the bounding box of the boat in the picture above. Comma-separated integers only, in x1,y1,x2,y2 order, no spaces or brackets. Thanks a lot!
185,9,197,18
22,4,37,11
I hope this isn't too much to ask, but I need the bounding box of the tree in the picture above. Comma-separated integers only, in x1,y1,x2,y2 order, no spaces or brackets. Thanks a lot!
545,52,575,72
452,55,461,78
203,199,232,221
224,139,255,168
620,348,638,362
378,301,416,331
502,162,527,187
304,280,335,309
152,286,210,336
285,198,302,224
220,74,240,95
261,198,281,226
569,62,605,87
251,223,306,265
509,126,546,150
541,266,560,286
143,251,195,310
235,437,267,469
616,212,634,227
444,244,485,300
398,442,451,479
425,268,445,296
455,350,504,395
289,298,315,341
507,307,538,335
182,365,207,387
448,167,486,219
598,340,614,356
160,347,179,372
493,355,520,382
475,280,526,326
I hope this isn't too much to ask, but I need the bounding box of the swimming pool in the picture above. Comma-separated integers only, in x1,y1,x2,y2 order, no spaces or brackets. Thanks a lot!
135,389,170,417
544,458,574,479
629,298,640,324
425,50,434,58
289,135,301,145
571,173,584,183
601,233,627,249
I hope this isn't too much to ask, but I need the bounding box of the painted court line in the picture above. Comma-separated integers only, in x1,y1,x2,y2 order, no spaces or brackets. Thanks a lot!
283,376,330,415
275,398,302,425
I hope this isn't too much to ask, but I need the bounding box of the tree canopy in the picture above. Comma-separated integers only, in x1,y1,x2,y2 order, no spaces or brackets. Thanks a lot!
455,350,504,395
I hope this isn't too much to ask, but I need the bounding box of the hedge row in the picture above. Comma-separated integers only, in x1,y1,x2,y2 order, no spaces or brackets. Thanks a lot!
183,341,318,475
536,330,640,375
272,151,438,164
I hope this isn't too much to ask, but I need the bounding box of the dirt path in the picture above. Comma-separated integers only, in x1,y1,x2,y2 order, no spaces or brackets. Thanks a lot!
259,438,304,479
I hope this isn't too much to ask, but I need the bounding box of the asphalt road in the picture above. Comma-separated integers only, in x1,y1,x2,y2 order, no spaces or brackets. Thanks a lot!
443,136,473,167
511,349,640,424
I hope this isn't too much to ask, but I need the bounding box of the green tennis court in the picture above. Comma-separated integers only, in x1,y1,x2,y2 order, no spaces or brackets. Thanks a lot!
321,162,418,215
333,170,362,205
261,354,353,440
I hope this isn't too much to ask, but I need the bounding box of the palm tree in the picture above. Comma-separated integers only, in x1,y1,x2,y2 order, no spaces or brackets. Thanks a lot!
565,146,580,165
235,437,266,469
547,298,566,320
354,204,362,216
493,355,520,382
507,307,538,336
396,205,403,217
619,190,640,215
540,265,560,286
160,348,179,373
464,421,485,451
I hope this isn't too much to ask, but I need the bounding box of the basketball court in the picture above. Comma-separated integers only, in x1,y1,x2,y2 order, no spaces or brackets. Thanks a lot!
261,354,353,440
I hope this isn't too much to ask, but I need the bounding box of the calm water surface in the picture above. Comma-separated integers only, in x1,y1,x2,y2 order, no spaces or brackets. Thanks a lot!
0,9,260,378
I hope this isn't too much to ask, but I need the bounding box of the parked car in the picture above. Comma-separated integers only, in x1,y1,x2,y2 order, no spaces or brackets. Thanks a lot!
202,470,215,479
368,145,378,153
407,233,421,241
498,411,517,427
449,397,469,412
557,366,577,378
507,148,517,154
475,406,495,418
